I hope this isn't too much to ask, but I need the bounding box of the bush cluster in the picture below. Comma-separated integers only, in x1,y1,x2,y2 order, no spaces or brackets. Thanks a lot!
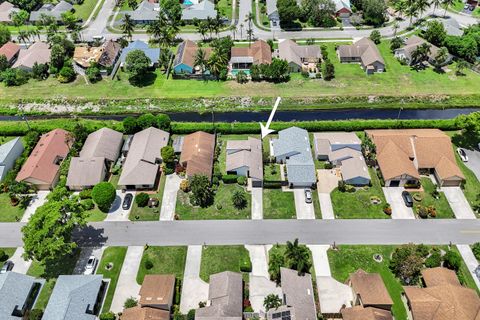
135,192,150,207
79,189,92,199
222,174,238,184
92,182,116,213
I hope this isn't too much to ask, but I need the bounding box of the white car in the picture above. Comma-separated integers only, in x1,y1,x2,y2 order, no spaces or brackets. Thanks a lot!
457,148,468,162
83,256,98,275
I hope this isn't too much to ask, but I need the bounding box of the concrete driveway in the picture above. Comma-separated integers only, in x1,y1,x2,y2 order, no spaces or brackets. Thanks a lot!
293,188,315,219
464,149,480,181
246,245,282,312
73,246,106,275
382,188,415,219
316,170,339,220
111,246,144,312
9,247,31,274
21,191,50,222
160,174,182,221
442,187,476,219
105,191,135,221
251,188,263,220
180,245,209,313
457,245,480,290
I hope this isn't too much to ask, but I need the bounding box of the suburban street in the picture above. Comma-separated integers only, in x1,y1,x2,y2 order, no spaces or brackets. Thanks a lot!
1,219,479,247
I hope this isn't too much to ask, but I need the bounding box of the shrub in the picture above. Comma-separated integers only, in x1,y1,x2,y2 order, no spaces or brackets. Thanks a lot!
416,205,428,219
232,190,247,209
383,203,392,215
240,256,252,272
472,242,480,260
99,312,116,320
144,259,154,270
0,249,7,261
156,114,171,131
222,174,238,184
338,180,346,192
425,251,442,268
187,310,196,320
443,250,461,271
324,162,333,169
124,297,138,309
180,179,190,192
81,199,95,211
28,309,43,320
92,182,116,213
345,185,355,193
237,176,246,186
135,192,150,207
79,189,92,199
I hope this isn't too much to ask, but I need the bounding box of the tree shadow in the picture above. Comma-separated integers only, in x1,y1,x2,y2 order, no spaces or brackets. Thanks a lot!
128,72,157,87
72,224,108,248
451,132,478,149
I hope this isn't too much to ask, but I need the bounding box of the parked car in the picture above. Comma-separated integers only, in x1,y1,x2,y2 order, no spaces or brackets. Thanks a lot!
83,256,97,275
304,188,312,204
402,191,413,207
122,193,133,210
0,260,14,274
457,148,468,162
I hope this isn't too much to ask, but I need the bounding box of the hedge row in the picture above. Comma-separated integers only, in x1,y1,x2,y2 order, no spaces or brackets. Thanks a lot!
0,117,460,136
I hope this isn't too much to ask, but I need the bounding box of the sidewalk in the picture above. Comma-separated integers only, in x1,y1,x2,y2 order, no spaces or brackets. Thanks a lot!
457,244,480,290
180,245,209,313
251,188,263,220
21,191,50,222
10,247,32,274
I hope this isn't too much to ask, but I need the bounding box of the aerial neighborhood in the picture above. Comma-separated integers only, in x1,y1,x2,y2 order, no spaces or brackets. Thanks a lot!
0,0,479,317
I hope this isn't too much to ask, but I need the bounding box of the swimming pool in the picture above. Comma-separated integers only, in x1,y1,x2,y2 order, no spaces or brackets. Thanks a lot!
231,69,251,76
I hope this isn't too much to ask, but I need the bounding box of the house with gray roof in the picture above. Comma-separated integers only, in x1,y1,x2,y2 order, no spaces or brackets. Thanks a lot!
337,38,385,74
119,40,160,67
266,0,280,28
182,0,217,21
271,127,316,188
0,137,23,182
43,275,105,320
195,271,243,320
394,35,452,66
0,1,19,23
0,271,44,319
29,0,74,22
118,127,169,189
313,132,370,186
277,39,322,72
226,137,263,186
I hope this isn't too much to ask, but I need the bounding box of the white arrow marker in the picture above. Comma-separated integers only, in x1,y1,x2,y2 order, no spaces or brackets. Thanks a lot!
260,97,281,139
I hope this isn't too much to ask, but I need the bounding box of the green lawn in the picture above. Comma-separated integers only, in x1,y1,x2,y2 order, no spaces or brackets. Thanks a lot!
264,163,281,181
0,247,16,261
129,173,167,221
453,246,480,294
0,193,25,222
200,245,251,282
216,0,233,20
74,0,100,21
331,168,389,219
455,154,480,218
263,189,296,219
27,251,80,310
312,189,322,219
85,205,107,222
109,172,121,189
96,246,127,312
328,245,408,320
411,178,455,219
137,246,188,284
176,183,251,220
269,244,316,276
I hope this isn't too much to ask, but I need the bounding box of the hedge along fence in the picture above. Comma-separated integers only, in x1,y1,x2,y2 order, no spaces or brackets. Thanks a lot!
0,117,461,136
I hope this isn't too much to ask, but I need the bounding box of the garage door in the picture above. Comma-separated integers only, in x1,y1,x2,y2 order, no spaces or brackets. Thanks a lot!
442,180,461,187
389,180,400,187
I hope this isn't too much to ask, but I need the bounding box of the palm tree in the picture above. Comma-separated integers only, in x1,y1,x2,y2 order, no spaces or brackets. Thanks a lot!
127,0,138,10
196,21,209,40
194,48,208,74
208,52,225,80
229,25,237,40
121,14,135,41
239,23,244,39
17,30,29,45
442,0,455,17
431,0,442,16
416,0,430,19
28,28,40,41
392,21,400,36
263,294,282,312
411,42,431,65
285,239,312,275
405,0,418,26
432,47,449,70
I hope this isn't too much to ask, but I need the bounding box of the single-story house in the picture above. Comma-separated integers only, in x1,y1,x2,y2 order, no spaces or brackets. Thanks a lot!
337,38,385,74
266,0,280,28
0,137,24,182
267,268,317,320
12,42,51,72
74,40,121,70
195,271,243,320
42,275,106,320
181,0,217,21
173,136,184,154
16,128,72,190
272,127,316,188
118,127,170,190
0,41,20,65
180,131,215,180
230,40,272,71
403,267,480,320
341,305,393,320
79,127,124,163
313,132,370,186
333,0,352,16
226,137,263,186
347,269,393,311
173,40,212,75
29,0,74,22
276,39,322,73
366,129,465,187
66,157,107,191
394,35,452,66
0,1,19,23
121,274,175,320
0,271,44,320
119,40,160,68
420,18,463,36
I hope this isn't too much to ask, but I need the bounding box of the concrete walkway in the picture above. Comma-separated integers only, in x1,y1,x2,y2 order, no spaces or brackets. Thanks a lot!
318,193,334,219
105,191,134,222
457,245,480,290
442,187,476,219
382,187,415,219
317,169,340,220
21,191,50,222
111,246,144,313
246,245,282,312
251,188,263,220
293,189,315,219
10,247,31,274
180,245,209,313
160,174,182,221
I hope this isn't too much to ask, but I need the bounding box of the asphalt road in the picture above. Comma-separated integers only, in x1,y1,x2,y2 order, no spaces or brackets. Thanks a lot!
1,220,479,247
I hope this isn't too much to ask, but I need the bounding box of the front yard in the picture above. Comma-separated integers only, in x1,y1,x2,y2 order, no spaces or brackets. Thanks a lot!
0,193,25,222
129,173,167,221
0,247,15,261
331,168,389,219
411,178,455,219
263,188,296,219
175,183,251,220
200,245,251,282
136,246,188,284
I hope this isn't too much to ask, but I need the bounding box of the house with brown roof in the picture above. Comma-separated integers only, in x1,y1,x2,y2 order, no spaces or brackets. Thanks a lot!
16,129,72,190
403,267,480,320
276,39,322,73
74,40,121,72
12,42,51,72
118,127,170,189
173,40,212,76
180,131,215,180
121,274,175,320
365,129,465,187
341,305,393,320
230,40,272,71
0,42,20,65
226,137,263,186
195,271,243,320
347,269,394,311
337,38,385,74
0,1,19,23
394,35,452,66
